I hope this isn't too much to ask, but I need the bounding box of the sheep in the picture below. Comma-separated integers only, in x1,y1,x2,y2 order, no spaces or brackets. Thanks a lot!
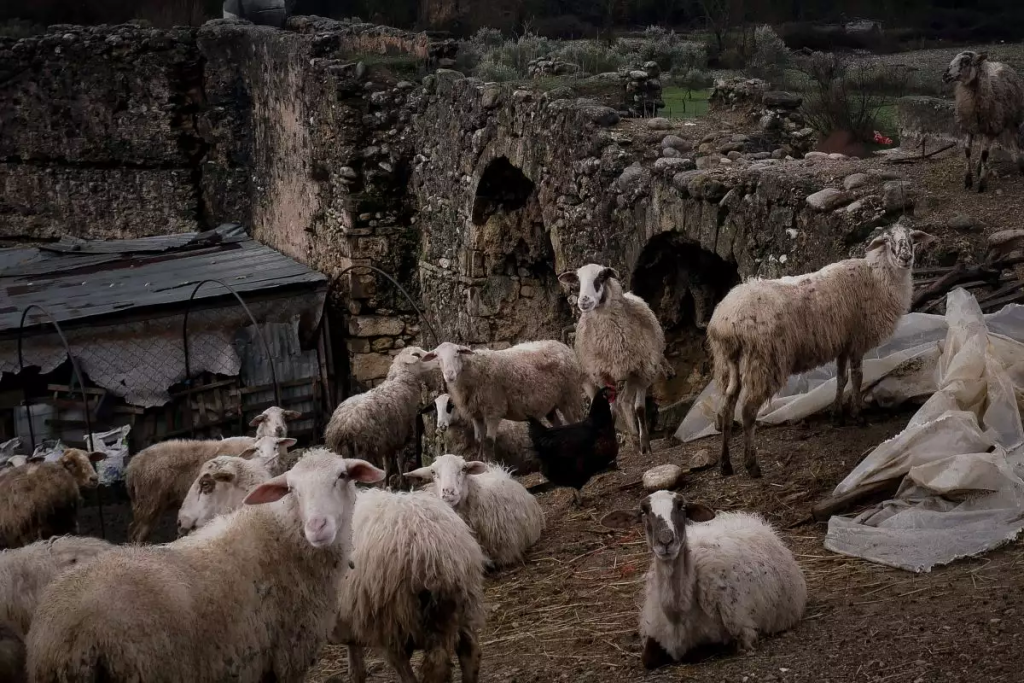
406,453,544,569
325,346,436,482
558,263,666,454
332,488,486,683
602,491,806,669
942,50,1024,192
237,435,297,476
423,340,584,461
124,434,293,543
434,393,540,474
176,455,273,536
0,449,106,550
707,222,934,478
27,448,385,683
250,406,302,438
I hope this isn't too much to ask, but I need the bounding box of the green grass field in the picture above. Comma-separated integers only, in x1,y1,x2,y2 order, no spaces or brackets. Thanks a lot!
660,86,711,119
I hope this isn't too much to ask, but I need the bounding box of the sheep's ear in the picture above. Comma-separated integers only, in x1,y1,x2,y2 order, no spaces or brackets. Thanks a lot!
601,509,640,529
404,466,434,481
244,475,290,505
600,267,620,282
910,230,937,248
464,461,488,476
87,451,107,463
277,438,297,449
684,503,716,523
557,270,579,286
422,351,438,362
237,446,259,459
212,470,236,483
282,410,302,420
249,414,267,427
345,459,386,484
866,234,889,252
974,52,988,65
457,346,473,355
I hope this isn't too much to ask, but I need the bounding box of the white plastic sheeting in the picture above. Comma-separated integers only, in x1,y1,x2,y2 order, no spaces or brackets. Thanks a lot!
675,289,1024,572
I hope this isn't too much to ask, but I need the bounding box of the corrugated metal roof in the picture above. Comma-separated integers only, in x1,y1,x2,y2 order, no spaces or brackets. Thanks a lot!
0,224,328,333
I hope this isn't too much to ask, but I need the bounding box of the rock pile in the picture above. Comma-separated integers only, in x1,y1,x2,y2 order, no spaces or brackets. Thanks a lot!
625,61,665,117
527,57,579,77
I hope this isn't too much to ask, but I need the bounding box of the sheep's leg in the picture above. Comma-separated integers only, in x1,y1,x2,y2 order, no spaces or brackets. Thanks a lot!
456,627,482,683
624,377,652,454
850,355,868,427
472,418,486,460
419,647,453,683
641,636,675,670
382,647,418,683
964,133,974,189
740,396,762,479
128,509,153,544
978,136,992,193
582,378,600,400
346,645,367,683
718,360,742,477
483,418,501,461
545,408,565,427
832,353,849,427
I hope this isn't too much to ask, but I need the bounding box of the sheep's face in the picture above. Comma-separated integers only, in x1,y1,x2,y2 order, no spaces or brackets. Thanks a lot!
60,449,106,489
405,453,487,507
238,435,296,471
943,51,987,85
867,224,936,271
435,393,456,432
387,346,436,380
179,457,251,536
250,406,302,438
46,535,113,569
636,492,716,562
244,447,384,549
558,264,620,313
423,342,473,386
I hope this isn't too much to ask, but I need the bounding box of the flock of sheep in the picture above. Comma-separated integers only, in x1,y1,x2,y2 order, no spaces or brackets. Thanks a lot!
0,46,1015,683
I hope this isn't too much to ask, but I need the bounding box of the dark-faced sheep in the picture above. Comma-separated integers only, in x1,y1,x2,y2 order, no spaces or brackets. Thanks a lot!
942,50,1024,192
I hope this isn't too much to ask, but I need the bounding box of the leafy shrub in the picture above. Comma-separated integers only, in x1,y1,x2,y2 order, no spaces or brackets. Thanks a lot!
747,25,791,83
798,52,887,144
470,27,506,49
615,26,707,72
672,68,714,91
551,41,627,75
482,32,553,75
475,61,519,83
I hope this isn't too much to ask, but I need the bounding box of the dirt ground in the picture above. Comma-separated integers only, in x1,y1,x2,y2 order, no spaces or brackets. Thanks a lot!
305,405,1024,683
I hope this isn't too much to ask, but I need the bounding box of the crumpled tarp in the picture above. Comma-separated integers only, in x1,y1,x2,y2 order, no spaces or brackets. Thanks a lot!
675,288,1024,572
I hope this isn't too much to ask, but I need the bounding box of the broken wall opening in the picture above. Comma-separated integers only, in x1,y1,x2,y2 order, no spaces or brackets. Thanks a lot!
631,232,740,406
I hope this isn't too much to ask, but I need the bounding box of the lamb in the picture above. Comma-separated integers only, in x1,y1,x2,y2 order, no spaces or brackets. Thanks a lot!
27,448,384,683
124,434,292,543
558,264,666,454
332,488,486,683
250,406,302,438
325,346,436,482
176,455,273,536
943,50,1024,192
434,393,540,475
0,534,114,681
602,491,806,669
423,340,583,461
706,222,935,478
0,449,106,549
406,453,543,569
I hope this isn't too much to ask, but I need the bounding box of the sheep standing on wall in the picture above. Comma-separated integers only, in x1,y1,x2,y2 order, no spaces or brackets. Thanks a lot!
406,453,544,568
707,222,935,478
27,448,385,683
423,341,584,461
942,50,1024,192
602,492,806,670
558,264,666,454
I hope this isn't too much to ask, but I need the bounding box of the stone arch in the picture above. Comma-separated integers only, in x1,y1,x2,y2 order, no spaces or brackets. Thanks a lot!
471,156,536,227
630,231,740,404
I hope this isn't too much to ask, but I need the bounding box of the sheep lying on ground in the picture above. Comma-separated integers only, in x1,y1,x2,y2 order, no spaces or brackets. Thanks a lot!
176,456,273,536
434,393,540,475
332,488,486,683
406,453,544,568
558,264,666,454
424,341,583,461
943,50,1024,192
325,346,435,482
706,222,935,478
250,406,302,438
0,450,106,549
27,448,384,683
602,492,806,669
0,535,114,681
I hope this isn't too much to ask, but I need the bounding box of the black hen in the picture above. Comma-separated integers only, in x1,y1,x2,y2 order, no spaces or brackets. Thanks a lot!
527,387,618,505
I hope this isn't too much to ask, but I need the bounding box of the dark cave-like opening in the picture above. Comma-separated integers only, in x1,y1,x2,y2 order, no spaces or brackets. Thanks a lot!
471,156,535,227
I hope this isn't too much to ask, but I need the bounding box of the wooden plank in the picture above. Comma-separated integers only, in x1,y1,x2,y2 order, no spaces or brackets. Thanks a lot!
811,479,902,522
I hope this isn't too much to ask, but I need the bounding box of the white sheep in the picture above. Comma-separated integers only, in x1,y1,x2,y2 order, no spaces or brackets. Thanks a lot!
602,491,806,669
176,455,273,536
333,488,486,683
423,340,583,461
325,346,436,482
406,453,544,569
27,448,385,683
250,406,302,438
0,449,106,549
434,393,540,474
942,50,1024,192
558,264,666,454
707,222,935,478
124,434,292,542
